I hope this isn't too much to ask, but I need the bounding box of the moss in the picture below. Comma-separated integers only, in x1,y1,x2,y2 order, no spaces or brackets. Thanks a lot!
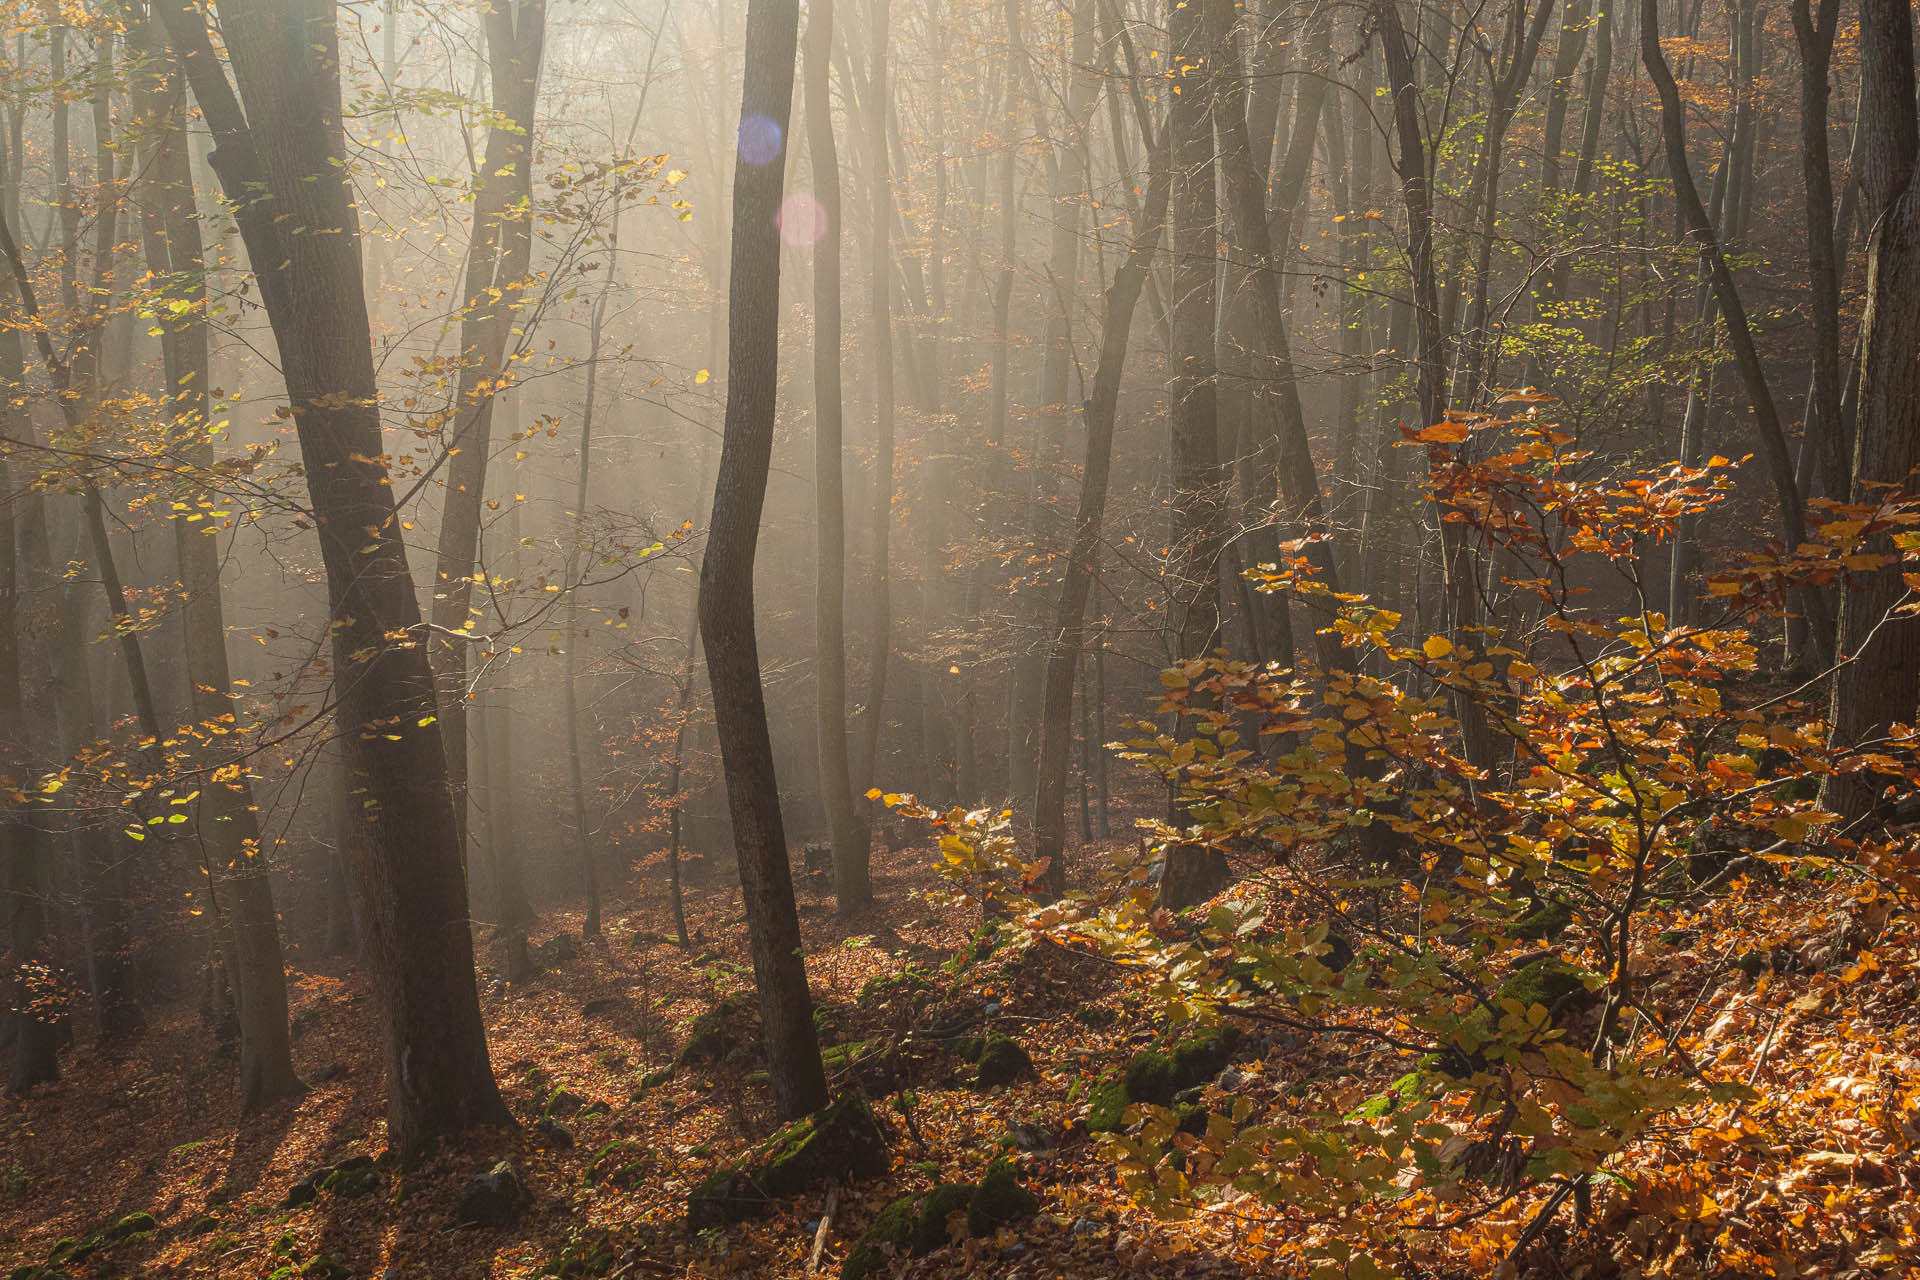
1496,957,1590,1017
687,1094,889,1230
104,1212,156,1243
1121,1048,1176,1108
1512,897,1574,941
318,1164,379,1199
674,995,751,1071
1168,1026,1239,1086
1096,1027,1239,1130
966,1158,1036,1237
1087,1075,1130,1133
907,1184,976,1254
542,1229,617,1277
184,1215,219,1237
949,1034,984,1064
974,1035,1032,1087
858,968,931,1005
298,1256,349,1280
757,1094,889,1199
840,1193,920,1280
45,1238,99,1265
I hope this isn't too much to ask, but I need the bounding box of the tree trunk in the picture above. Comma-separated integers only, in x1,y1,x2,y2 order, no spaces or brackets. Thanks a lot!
1033,123,1170,893
803,0,867,918
1641,0,1832,650
155,0,510,1160
1161,0,1231,911
428,1,548,906
128,27,301,1109
697,0,829,1121
1824,0,1920,820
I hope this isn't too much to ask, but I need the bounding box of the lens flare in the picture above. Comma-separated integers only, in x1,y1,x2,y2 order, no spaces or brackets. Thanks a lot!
777,192,830,247
738,113,784,165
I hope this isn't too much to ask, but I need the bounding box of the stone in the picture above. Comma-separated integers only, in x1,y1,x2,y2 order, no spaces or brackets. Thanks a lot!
533,1119,575,1150
974,1034,1033,1088
966,1158,1037,1237
455,1161,530,1229
687,1094,889,1231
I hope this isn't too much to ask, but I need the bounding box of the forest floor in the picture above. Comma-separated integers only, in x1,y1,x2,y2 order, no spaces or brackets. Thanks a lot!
5,805,1920,1279
0,816,1257,1280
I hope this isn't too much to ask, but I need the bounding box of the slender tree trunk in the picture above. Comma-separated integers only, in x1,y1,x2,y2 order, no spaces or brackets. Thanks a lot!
1033,124,1170,892
851,0,895,908
697,0,828,1121
429,1,548,905
128,28,301,1108
804,0,868,918
1641,0,1832,650
1161,0,1231,911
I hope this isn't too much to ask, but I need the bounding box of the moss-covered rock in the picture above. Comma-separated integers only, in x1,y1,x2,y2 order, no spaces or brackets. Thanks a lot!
907,1184,976,1254
974,1035,1032,1087
966,1158,1036,1237
103,1213,156,1244
1512,897,1574,941
1495,957,1591,1018
686,1094,890,1231
1092,1026,1239,1131
1086,1074,1130,1133
840,1193,919,1280
317,1161,378,1199
839,1184,975,1280
674,995,753,1071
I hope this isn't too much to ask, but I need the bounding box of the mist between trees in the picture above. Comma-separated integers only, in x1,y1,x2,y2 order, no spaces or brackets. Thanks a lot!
3,1,1920,1277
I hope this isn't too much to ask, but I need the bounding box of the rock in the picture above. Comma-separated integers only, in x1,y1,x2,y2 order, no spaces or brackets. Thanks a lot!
578,1099,611,1119
1071,1216,1103,1237
182,1215,219,1237
974,1034,1033,1088
839,1184,974,1280
535,933,578,969
533,1119,575,1150
966,1158,1037,1237
1218,1067,1249,1093
544,1088,587,1118
1005,1121,1054,1152
455,1161,530,1229
687,1094,889,1230
103,1213,155,1244
1090,1026,1240,1132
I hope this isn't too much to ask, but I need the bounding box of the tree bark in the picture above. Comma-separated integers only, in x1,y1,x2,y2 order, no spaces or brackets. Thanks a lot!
1824,0,1920,820
155,0,510,1160
698,0,829,1121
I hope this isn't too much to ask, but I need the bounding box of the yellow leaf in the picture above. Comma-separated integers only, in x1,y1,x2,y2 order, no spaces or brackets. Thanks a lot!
695,369,711,385
1422,635,1454,659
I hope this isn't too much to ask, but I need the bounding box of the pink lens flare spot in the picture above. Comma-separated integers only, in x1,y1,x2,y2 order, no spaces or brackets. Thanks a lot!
778,192,830,247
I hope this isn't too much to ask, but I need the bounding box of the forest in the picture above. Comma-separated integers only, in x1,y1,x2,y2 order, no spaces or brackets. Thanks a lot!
2,0,1919,1275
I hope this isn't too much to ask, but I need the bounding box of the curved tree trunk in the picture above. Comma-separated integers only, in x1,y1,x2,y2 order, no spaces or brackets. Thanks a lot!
698,0,829,1122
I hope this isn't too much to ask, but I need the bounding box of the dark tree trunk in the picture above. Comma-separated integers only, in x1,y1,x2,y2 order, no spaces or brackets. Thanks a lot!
1825,0,1920,820
697,0,829,1122
1161,0,1231,912
155,0,510,1160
